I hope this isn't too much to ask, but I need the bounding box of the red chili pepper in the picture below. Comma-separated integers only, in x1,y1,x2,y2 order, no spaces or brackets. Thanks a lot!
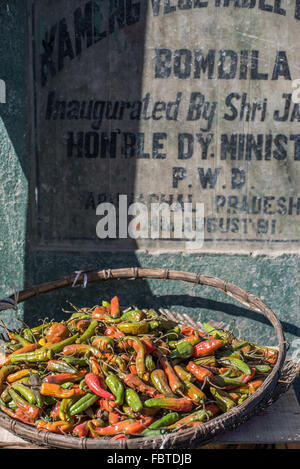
248,378,264,394
104,326,125,339
85,373,115,400
124,416,154,435
88,419,135,436
129,364,137,374
0,405,35,426
192,340,224,358
186,361,214,383
73,421,90,437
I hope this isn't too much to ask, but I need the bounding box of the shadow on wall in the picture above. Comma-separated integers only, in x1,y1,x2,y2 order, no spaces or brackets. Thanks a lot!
0,1,299,401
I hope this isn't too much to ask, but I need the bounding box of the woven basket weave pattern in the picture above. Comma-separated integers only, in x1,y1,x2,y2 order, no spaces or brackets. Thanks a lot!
0,267,298,449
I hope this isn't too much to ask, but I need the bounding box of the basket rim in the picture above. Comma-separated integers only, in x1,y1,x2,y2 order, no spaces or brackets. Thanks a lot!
0,267,287,449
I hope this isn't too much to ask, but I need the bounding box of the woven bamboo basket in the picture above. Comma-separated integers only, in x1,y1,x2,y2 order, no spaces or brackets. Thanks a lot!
0,267,298,449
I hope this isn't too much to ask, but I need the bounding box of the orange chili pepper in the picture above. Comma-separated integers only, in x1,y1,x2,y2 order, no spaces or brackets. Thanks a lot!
98,399,118,413
181,325,205,337
40,382,85,399
109,411,121,425
248,378,264,394
110,296,120,318
6,369,32,383
36,419,74,434
186,362,214,383
157,352,185,395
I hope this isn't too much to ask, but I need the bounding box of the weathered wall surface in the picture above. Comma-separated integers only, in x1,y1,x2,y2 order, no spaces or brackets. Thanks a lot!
0,1,299,399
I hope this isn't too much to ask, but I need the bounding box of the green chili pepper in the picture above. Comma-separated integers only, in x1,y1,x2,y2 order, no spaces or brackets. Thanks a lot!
62,357,89,367
11,383,36,405
151,370,176,398
218,357,251,375
167,409,211,429
47,360,78,375
217,349,242,359
193,355,217,366
22,329,35,343
120,310,143,322
105,373,124,405
238,394,249,404
10,349,53,364
141,429,168,437
149,320,160,331
253,364,271,374
232,341,249,350
145,355,156,372
146,412,180,430
8,387,40,419
61,381,75,390
169,335,200,349
68,393,98,416
210,387,236,412
202,323,229,340
45,333,79,353
125,388,143,413
6,400,18,411
165,326,181,341
102,301,110,308
170,341,194,359
118,321,150,335
173,365,194,383
1,387,12,404
76,321,98,344
212,375,246,387
10,333,32,347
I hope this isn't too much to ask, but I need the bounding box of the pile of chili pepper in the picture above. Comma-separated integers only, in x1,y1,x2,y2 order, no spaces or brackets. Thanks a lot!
0,297,278,440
